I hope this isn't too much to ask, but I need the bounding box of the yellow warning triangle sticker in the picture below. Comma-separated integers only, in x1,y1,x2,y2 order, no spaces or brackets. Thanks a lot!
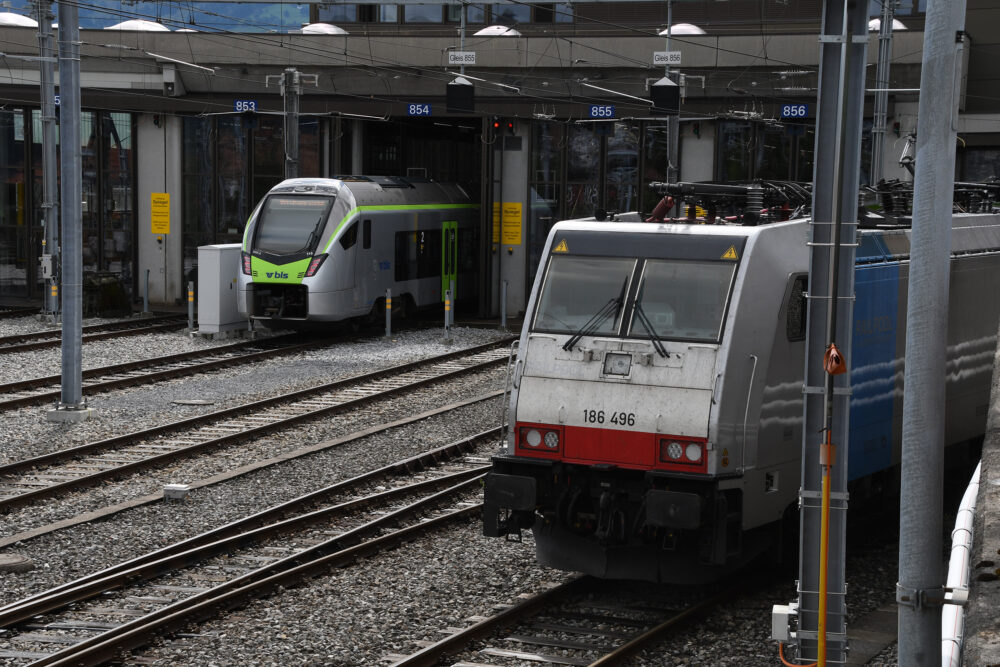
721,245,739,260
553,239,569,253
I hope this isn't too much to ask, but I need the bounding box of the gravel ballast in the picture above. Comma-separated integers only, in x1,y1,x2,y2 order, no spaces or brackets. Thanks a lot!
0,316,905,665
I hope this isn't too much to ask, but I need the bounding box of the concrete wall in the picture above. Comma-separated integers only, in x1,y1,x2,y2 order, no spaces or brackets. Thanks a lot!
680,122,716,182
136,114,183,306
497,130,529,317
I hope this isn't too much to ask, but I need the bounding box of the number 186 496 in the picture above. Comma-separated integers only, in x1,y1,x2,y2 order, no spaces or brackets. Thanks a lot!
583,410,635,426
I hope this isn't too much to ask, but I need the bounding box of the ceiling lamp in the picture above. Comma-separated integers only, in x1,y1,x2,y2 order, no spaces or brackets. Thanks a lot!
658,23,706,36
105,19,170,31
302,22,348,35
0,12,38,27
868,18,907,31
474,25,521,37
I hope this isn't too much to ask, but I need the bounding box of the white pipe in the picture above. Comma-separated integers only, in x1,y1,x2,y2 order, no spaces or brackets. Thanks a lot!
942,461,981,667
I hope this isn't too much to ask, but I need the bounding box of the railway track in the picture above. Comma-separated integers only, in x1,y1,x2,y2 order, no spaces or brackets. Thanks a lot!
0,433,498,665
0,306,40,320
0,333,332,411
387,577,736,667
0,315,188,354
0,339,513,513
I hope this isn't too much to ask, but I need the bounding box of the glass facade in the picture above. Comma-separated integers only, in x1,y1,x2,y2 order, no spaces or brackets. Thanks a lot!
0,110,29,297
716,120,817,182
0,108,135,301
181,115,322,284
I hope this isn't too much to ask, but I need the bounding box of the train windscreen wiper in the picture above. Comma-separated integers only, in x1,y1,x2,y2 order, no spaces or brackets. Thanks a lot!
562,278,627,351
632,301,669,358
300,228,319,254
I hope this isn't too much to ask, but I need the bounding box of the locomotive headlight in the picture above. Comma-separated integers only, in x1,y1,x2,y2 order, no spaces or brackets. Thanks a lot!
603,352,632,376
241,252,252,276
665,441,683,460
304,254,328,277
685,443,703,462
543,431,559,449
525,429,542,447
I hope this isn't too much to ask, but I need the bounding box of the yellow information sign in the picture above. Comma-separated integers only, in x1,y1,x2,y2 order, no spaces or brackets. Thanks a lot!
501,202,522,245
151,192,170,234
492,202,500,244
721,245,739,260
552,239,569,253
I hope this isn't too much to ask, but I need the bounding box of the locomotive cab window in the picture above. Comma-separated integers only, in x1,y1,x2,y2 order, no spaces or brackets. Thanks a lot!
532,256,635,334
254,196,334,255
627,259,736,343
786,274,807,342
339,221,359,250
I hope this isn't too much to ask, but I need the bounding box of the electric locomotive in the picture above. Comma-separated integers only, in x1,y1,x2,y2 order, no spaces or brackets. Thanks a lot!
484,180,1000,583
237,176,479,328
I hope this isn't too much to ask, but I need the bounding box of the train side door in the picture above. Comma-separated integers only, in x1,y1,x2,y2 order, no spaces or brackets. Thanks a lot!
441,220,458,300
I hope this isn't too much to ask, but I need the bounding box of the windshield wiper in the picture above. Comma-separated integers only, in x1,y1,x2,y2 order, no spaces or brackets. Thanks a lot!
300,229,319,254
562,279,627,351
632,300,669,358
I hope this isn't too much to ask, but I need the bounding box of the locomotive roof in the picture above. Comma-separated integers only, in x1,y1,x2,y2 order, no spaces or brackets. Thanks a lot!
549,217,806,239
266,176,474,207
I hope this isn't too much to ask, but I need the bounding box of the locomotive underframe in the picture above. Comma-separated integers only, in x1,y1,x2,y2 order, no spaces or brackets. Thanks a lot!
484,455,777,581
246,283,309,320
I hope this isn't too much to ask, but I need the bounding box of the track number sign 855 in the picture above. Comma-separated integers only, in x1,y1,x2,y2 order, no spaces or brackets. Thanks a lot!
589,105,615,118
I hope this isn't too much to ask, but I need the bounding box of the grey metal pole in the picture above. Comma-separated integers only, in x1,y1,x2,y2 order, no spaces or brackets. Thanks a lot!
459,1,466,76
385,288,391,337
500,279,508,330
57,0,84,411
790,0,868,663
37,0,59,317
187,281,195,331
143,268,150,314
897,0,966,663
869,1,896,184
282,68,301,180
665,0,679,207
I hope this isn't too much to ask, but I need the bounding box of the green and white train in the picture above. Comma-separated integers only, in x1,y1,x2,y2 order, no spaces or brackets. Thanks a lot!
237,176,479,327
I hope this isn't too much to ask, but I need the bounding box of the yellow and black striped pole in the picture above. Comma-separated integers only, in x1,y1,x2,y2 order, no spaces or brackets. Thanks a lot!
187,281,195,331
444,289,452,340
385,288,392,337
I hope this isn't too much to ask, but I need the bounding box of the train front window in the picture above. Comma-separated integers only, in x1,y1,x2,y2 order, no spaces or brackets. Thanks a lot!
628,260,736,343
254,196,334,255
533,256,635,335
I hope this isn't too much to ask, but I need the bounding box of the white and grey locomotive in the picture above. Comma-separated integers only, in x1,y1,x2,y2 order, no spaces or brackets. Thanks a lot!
237,176,479,327
484,180,1000,582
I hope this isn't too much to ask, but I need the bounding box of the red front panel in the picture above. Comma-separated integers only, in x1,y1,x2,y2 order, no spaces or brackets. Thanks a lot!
563,425,656,468
515,421,709,473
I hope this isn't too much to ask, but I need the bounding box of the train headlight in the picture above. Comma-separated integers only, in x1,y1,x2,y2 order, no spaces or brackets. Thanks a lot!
304,254,328,277
665,441,683,460
241,252,252,276
525,429,542,447
543,431,559,449
685,443,703,462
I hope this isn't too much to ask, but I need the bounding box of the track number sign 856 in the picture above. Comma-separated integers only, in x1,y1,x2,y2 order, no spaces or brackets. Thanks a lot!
780,104,808,118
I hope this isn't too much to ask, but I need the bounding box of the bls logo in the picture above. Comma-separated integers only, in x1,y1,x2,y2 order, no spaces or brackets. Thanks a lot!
265,271,289,279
